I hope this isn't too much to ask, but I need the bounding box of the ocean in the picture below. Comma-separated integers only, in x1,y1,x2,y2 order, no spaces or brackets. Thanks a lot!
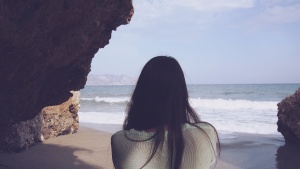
79,84,299,139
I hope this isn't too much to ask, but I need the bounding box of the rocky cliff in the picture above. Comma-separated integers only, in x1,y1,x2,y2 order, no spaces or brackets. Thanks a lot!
3,91,80,151
0,0,133,151
277,88,300,145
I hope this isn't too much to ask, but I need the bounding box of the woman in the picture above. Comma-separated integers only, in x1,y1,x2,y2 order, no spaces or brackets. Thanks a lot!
111,56,219,169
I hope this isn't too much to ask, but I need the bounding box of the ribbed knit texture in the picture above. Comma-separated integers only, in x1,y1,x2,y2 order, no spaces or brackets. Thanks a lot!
111,123,217,169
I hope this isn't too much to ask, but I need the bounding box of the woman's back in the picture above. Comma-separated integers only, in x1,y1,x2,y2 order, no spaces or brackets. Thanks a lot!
111,123,217,169
112,56,219,169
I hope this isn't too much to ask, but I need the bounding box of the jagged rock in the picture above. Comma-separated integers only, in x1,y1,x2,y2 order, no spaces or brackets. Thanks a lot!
277,88,300,145
2,91,80,152
40,91,80,141
0,0,133,151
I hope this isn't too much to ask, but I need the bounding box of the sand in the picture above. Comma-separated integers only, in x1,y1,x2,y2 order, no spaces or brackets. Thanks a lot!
1,123,300,169
0,126,113,169
215,133,300,169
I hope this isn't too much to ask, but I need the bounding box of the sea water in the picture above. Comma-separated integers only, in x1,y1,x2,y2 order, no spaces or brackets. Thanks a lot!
79,84,299,138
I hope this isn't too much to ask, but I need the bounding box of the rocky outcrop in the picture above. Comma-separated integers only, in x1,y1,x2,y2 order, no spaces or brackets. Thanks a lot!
277,88,300,145
0,0,133,151
2,91,80,151
40,91,80,141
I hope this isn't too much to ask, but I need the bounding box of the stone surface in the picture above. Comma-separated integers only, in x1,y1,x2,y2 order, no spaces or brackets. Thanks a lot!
0,0,133,151
277,88,300,145
2,91,80,152
40,91,80,141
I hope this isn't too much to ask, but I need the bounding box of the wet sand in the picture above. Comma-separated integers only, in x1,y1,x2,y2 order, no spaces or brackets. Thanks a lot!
215,133,300,169
1,123,300,169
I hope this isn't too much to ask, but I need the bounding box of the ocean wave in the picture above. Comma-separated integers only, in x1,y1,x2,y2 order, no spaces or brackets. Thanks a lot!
189,98,277,111
80,96,278,111
78,111,280,135
223,91,255,95
81,96,129,103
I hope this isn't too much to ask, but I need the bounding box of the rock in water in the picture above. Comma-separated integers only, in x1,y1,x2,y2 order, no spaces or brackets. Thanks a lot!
0,0,133,151
277,88,300,145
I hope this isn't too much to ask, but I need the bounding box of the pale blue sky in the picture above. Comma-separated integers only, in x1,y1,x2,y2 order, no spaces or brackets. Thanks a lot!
91,0,300,84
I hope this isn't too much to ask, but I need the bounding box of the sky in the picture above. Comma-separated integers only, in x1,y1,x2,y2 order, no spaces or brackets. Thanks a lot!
91,0,300,84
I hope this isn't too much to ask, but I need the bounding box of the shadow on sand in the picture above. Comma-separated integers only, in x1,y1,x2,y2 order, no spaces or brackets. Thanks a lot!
0,143,104,169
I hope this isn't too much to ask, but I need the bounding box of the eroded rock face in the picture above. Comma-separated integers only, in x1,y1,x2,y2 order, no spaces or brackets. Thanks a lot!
0,0,133,151
277,88,300,145
2,91,80,151
40,91,80,141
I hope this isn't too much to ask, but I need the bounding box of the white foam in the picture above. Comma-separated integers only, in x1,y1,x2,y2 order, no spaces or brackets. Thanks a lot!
190,98,277,111
81,96,129,103
195,99,280,135
78,98,281,136
207,120,279,135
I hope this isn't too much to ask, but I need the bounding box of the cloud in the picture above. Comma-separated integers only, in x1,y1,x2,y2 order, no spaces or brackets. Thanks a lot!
173,0,255,12
255,4,300,24
131,0,171,24
129,0,300,34
240,3,300,31
131,0,256,25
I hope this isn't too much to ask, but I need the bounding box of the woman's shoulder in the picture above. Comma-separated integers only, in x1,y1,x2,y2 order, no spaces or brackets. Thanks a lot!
183,122,218,142
111,130,125,142
112,128,156,142
112,130,126,139
112,130,125,136
184,122,216,131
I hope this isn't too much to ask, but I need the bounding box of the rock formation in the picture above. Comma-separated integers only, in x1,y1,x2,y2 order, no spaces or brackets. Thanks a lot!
3,91,80,151
277,88,300,145
40,91,80,141
0,0,133,151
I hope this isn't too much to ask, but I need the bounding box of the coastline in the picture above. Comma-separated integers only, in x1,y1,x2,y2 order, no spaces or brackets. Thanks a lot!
1,123,300,169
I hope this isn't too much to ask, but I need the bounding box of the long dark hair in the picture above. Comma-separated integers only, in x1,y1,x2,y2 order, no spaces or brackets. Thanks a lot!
123,56,219,169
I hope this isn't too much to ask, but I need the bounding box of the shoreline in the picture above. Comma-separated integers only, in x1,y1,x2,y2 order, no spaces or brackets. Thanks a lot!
0,123,300,169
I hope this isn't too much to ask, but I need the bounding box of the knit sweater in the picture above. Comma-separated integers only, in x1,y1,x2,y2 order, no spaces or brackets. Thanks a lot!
111,123,217,169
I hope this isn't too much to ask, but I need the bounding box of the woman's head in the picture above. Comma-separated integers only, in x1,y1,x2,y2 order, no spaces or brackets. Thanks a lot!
122,56,218,169
123,56,200,130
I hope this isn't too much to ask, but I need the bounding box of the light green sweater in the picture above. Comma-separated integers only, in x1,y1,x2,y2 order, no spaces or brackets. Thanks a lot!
111,123,217,169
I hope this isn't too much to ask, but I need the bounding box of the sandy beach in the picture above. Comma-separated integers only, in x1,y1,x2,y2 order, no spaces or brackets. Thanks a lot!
0,125,113,169
1,123,300,169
